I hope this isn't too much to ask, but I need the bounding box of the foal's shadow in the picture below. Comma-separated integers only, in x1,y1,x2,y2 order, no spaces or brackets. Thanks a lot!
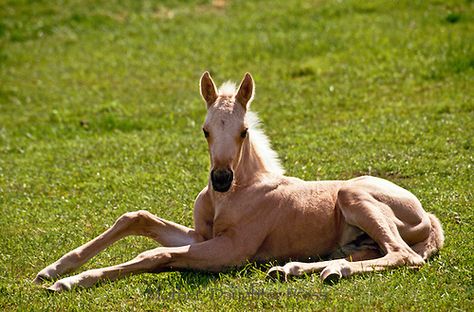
142,261,281,295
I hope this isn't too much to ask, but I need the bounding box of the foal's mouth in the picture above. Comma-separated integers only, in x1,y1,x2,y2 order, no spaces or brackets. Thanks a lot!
211,168,233,192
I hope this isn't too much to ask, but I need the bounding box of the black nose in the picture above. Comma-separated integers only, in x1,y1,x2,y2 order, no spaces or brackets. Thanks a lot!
211,168,233,192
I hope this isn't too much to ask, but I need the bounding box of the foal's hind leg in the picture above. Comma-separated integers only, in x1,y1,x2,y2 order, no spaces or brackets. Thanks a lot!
269,187,425,282
34,210,203,283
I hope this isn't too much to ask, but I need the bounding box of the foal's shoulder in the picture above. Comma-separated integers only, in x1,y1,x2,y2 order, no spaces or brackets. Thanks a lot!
194,186,212,209
193,186,214,240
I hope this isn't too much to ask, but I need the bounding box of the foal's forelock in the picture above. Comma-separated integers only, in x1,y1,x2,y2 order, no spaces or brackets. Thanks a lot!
217,81,238,98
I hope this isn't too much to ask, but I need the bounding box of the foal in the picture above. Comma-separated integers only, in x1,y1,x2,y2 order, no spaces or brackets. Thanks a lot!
35,72,444,292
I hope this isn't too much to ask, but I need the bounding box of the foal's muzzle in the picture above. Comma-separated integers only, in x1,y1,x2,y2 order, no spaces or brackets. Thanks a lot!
211,168,233,192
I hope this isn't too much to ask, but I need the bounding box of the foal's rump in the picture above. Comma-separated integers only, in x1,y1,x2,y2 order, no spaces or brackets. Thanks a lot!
337,175,444,260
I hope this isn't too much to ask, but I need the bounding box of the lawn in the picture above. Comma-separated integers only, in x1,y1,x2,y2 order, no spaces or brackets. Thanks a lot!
0,0,472,310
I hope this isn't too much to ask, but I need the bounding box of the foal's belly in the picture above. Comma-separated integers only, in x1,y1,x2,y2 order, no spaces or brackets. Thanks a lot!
253,179,345,261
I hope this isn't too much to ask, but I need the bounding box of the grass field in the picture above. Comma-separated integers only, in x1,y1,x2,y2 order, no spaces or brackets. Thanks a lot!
0,0,473,310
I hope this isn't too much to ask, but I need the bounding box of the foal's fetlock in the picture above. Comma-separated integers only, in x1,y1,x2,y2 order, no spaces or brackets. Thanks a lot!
47,278,74,292
34,265,60,283
286,263,305,277
46,272,96,292
405,254,425,268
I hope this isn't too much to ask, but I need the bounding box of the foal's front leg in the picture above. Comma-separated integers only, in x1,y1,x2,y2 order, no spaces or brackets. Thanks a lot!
47,236,240,292
34,210,204,283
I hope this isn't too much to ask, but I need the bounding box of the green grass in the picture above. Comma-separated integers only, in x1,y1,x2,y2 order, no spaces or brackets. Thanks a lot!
0,0,473,310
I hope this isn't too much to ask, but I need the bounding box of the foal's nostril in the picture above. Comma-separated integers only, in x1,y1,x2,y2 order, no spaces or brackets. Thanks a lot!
211,168,233,192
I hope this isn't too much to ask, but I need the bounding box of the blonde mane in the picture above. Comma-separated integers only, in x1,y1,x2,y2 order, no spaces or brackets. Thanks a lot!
246,111,285,175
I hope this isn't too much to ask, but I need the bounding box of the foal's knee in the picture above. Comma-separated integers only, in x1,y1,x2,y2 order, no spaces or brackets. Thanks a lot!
134,248,173,271
116,210,155,231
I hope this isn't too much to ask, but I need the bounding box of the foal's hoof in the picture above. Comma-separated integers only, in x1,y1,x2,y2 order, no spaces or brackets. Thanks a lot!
33,272,51,284
267,266,288,282
320,266,342,284
46,280,72,293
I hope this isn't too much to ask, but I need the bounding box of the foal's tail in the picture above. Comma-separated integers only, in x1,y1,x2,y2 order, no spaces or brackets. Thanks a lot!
412,213,445,260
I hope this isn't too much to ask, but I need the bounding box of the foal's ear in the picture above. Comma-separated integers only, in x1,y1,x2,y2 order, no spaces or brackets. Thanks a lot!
200,71,218,108
236,73,254,110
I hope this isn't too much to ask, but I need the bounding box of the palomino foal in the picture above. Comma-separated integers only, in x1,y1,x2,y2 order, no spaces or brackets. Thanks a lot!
35,72,444,291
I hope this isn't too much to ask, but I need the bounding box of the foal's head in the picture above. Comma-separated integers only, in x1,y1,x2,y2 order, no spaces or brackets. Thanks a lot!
199,72,254,193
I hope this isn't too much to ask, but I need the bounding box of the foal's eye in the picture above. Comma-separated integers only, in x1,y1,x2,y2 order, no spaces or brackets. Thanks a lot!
203,128,209,138
240,128,248,139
